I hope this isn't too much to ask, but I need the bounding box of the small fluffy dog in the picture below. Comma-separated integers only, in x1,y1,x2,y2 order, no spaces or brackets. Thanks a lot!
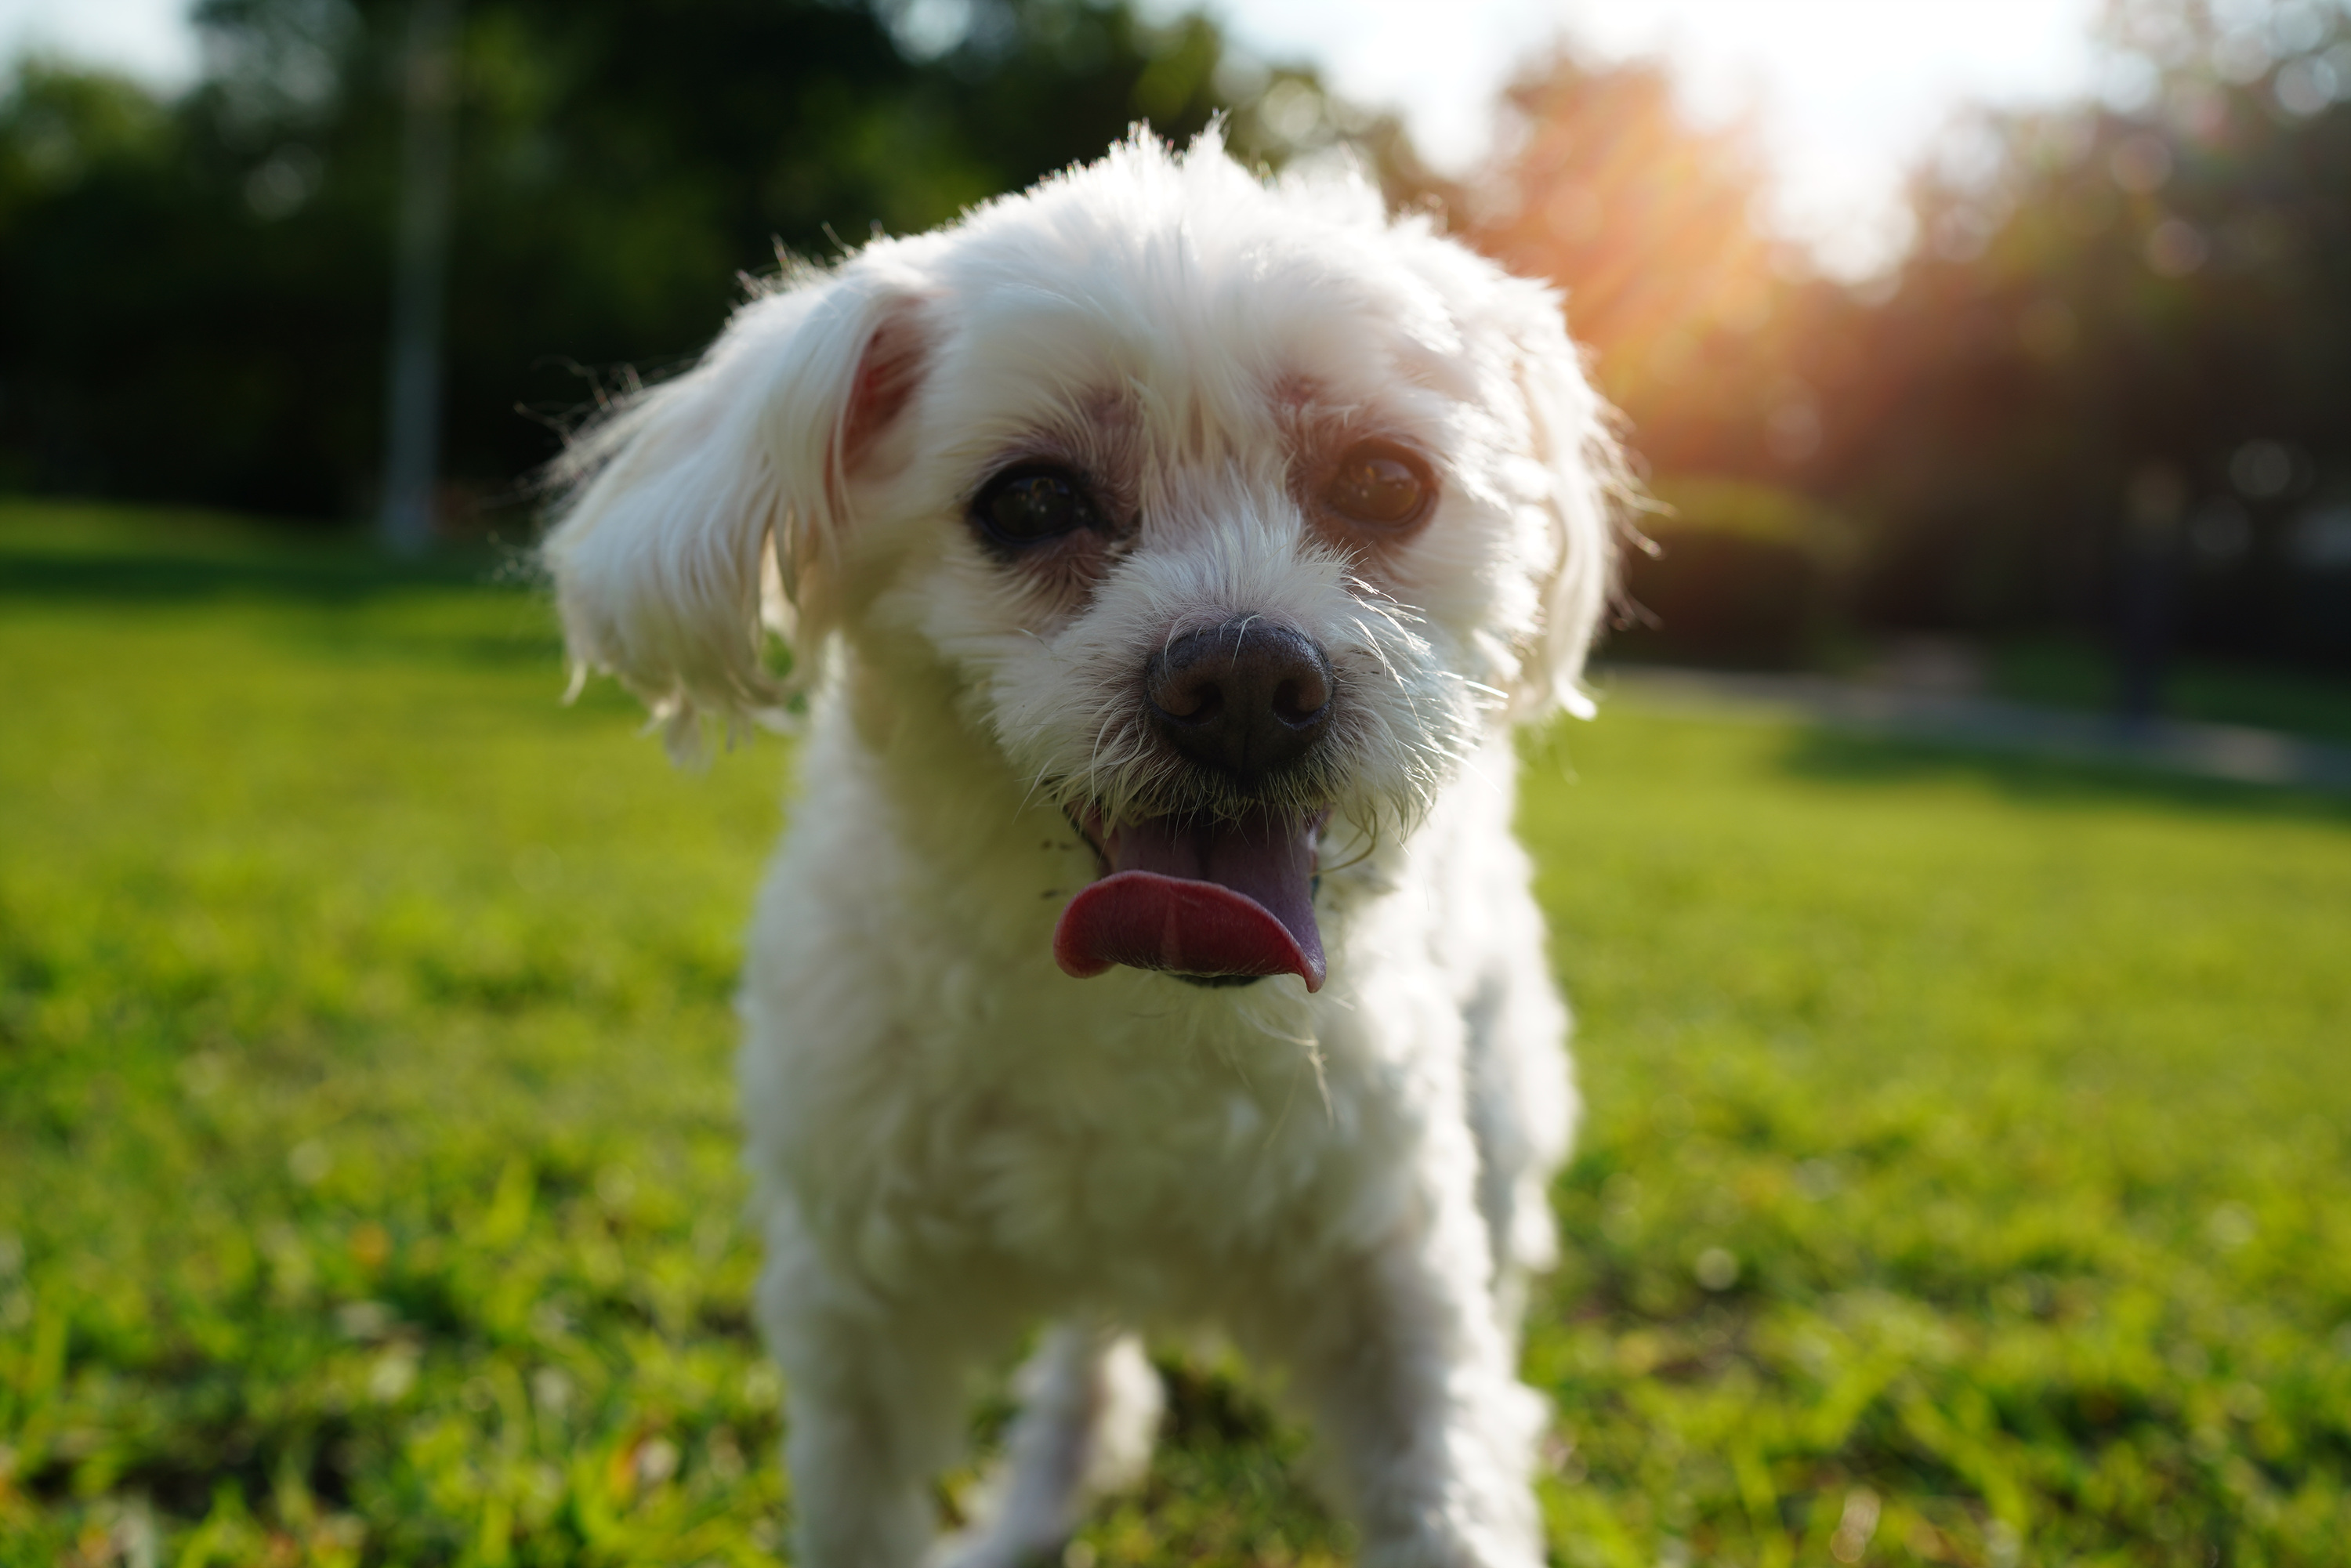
545,129,1617,1568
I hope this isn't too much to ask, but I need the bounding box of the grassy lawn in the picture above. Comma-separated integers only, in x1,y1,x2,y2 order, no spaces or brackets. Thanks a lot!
3,503,2348,1567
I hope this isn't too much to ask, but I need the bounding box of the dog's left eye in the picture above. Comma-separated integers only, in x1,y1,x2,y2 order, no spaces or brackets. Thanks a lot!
973,465,1106,547
1324,442,1434,531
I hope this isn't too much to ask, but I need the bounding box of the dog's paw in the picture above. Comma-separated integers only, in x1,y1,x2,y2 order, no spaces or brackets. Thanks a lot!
927,1526,1070,1568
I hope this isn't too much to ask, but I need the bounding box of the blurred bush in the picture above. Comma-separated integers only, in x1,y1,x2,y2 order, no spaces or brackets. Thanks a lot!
1610,477,1857,668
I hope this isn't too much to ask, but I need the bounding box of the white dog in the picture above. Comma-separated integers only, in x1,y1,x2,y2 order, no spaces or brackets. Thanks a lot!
544,129,1618,1568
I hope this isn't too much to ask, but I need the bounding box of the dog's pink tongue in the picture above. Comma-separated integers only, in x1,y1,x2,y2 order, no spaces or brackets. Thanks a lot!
1053,809,1324,991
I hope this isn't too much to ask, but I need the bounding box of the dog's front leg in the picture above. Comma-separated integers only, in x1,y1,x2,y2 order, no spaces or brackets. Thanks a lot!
1276,1225,1551,1568
936,1324,1162,1568
755,1226,976,1568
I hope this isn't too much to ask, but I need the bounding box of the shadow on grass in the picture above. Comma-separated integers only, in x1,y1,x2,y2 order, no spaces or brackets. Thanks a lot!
1777,723,2351,827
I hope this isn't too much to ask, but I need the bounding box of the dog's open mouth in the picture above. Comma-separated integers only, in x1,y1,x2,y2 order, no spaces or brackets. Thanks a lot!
1052,806,1327,992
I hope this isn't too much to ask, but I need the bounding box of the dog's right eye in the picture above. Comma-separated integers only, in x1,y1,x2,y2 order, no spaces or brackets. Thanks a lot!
973,465,1105,548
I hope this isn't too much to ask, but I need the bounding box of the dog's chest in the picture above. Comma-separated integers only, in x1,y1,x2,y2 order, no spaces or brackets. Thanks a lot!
951,1019,1342,1240
758,983,1395,1302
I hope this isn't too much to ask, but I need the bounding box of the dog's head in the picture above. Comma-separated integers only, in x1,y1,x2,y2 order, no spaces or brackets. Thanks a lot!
545,130,1618,993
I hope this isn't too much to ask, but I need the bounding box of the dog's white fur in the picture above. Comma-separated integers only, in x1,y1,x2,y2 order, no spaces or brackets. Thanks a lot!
545,129,1617,1567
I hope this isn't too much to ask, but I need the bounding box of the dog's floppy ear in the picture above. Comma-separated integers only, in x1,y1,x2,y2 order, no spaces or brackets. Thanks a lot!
542,265,926,755
1498,281,1623,723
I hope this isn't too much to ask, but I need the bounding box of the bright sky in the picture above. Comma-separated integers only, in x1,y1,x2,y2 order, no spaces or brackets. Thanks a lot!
0,0,193,84
1179,0,2106,277
2,0,2108,278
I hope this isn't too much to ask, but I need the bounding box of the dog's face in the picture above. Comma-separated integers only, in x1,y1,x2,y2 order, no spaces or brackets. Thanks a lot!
547,133,1615,991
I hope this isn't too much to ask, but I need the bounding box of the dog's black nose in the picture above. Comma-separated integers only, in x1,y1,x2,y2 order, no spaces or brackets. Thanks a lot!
1147,620,1334,780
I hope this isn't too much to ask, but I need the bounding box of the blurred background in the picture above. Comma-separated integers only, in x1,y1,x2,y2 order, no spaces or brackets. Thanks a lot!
4,4,2350,1566
2,0,2349,708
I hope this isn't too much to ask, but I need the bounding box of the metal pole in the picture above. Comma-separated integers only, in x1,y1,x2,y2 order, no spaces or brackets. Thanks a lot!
379,0,459,556
2116,462,2183,729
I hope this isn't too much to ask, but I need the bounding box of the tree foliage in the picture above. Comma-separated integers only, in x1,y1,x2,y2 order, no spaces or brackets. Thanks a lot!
5,0,2347,672
1469,53,1796,480
1479,2,2351,668
1816,0,2351,662
0,0,1271,520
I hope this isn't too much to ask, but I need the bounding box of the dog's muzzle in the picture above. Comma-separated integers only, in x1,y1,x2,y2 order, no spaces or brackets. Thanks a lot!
1053,617,1334,993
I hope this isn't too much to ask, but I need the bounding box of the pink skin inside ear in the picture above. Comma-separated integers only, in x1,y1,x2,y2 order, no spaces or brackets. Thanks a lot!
839,310,925,471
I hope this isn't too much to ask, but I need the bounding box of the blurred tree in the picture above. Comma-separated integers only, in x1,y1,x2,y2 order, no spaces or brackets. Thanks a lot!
1467,50,1810,481
0,0,1299,524
1808,0,2351,667
1467,49,1864,664
1475,5,2351,676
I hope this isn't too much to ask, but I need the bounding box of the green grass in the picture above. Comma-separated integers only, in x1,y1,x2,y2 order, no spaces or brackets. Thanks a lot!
3,503,2349,1567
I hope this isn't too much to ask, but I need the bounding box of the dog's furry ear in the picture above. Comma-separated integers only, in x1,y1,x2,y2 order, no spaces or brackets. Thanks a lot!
1499,284,1623,723
541,266,926,755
